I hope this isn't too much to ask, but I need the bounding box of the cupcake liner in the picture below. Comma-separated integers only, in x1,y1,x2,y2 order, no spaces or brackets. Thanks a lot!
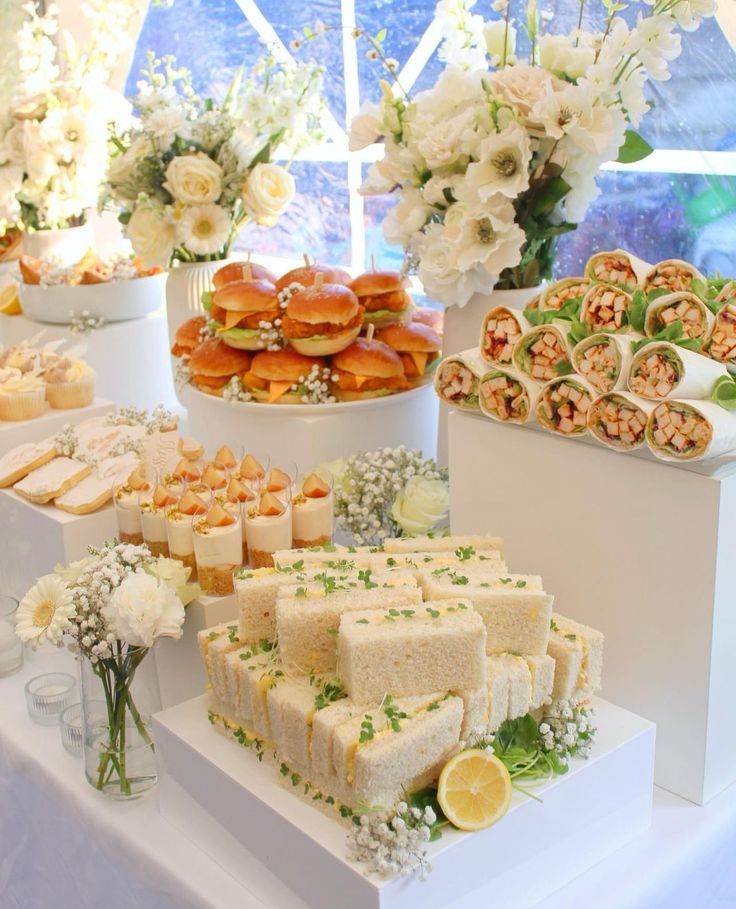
46,375,95,410
0,387,46,421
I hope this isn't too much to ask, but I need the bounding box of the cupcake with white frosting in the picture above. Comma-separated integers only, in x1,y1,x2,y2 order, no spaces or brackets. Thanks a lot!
0,368,46,421
44,358,95,410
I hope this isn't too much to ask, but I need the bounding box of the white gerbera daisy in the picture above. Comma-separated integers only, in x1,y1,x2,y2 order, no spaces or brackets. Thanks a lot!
16,575,75,648
179,203,230,255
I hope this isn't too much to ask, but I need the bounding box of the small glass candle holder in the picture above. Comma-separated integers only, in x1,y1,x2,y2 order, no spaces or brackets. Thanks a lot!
59,702,85,756
0,595,23,677
24,672,76,725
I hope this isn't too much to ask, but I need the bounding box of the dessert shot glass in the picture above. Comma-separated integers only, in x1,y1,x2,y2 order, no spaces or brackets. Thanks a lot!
0,594,23,677
25,672,76,725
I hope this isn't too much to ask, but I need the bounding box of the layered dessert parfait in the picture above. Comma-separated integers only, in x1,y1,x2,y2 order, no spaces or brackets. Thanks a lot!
166,490,208,579
291,472,333,548
140,483,182,557
226,476,256,564
244,491,292,568
113,466,153,545
193,502,242,596
265,465,295,505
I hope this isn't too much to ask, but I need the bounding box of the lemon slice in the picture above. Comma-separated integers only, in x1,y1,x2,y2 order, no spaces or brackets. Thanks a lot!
0,283,21,315
437,749,512,831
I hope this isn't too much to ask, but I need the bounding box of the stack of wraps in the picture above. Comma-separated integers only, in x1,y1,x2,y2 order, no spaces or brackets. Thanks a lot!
435,248,736,462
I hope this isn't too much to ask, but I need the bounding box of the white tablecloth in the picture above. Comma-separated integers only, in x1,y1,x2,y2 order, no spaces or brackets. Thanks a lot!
2,646,736,909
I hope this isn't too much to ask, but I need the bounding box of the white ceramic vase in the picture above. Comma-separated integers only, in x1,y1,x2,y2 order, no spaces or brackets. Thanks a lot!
441,285,543,359
22,223,94,267
164,259,232,348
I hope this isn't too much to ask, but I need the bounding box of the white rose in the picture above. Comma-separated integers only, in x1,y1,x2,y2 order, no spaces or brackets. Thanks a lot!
164,153,223,206
539,34,596,80
125,205,175,268
383,187,433,247
102,569,185,648
413,224,490,307
146,106,189,150
241,163,295,227
143,556,200,606
391,476,450,536
487,65,564,119
349,100,384,152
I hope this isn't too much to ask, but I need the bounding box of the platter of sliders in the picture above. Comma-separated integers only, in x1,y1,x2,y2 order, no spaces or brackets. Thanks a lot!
17,251,166,324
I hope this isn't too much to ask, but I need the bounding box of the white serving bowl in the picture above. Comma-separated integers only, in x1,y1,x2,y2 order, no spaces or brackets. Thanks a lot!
18,272,166,324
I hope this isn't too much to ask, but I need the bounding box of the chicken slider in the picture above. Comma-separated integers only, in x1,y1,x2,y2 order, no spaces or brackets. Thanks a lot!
274,262,351,293
242,348,325,404
212,261,276,289
209,279,280,350
282,283,363,356
349,270,413,329
331,337,409,401
171,315,207,358
188,338,252,396
376,321,442,386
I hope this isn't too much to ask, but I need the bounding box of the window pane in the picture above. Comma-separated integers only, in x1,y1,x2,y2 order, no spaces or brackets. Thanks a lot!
234,161,351,265
554,171,736,277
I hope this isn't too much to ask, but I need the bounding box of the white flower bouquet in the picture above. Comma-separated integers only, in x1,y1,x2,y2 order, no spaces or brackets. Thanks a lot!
107,53,325,267
0,1,136,233
321,446,449,545
17,542,199,796
352,0,716,307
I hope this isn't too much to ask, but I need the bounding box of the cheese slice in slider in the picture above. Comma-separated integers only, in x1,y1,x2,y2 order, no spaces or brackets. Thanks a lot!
268,381,294,403
409,352,428,374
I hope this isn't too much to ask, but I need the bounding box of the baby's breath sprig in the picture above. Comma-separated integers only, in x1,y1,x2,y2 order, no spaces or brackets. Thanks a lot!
69,310,106,335
222,375,254,403
347,800,436,879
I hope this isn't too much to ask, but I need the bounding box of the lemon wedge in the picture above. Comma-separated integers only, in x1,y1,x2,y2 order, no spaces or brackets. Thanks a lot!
0,283,21,315
437,749,512,831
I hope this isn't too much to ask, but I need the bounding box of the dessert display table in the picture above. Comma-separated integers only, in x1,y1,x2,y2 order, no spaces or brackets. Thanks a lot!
154,695,654,909
0,488,117,599
0,311,179,413
181,383,440,465
0,396,113,449
2,647,735,909
448,409,736,805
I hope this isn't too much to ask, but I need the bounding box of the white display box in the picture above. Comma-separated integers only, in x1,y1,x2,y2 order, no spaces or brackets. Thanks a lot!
0,311,179,412
181,383,439,467
156,594,238,710
153,696,654,909
448,409,736,805
0,397,113,449
0,488,117,598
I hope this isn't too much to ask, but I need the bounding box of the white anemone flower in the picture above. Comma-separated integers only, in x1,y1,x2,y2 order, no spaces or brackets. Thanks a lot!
635,14,682,81
464,123,531,202
179,203,231,255
16,575,74,648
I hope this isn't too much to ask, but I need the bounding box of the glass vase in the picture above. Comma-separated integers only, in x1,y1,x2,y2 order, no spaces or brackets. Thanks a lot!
81,645,161,800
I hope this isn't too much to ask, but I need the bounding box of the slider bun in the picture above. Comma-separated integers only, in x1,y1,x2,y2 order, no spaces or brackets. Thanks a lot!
213,279,278,313
412,306,444,334
250,348,325,383
349,270,410,297
274,263,352,292
376,321,441,352
289,325,361,357
188,338,252,377
332,337,404,378
213,261,276,289
286,284,359,324
171,315,207,355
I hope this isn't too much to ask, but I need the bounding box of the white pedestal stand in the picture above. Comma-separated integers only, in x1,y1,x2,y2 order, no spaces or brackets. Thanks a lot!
153,696,654,909
182,383,439,466
448,409,736,804
0,397,113,448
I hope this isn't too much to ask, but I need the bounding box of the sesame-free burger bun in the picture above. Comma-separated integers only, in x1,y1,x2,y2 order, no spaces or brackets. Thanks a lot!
331,338,409,400
212,261,276,289
282,283,363,355
243,348,325,403
171,315,207,357
349,270,409,297
188,338,251,396
412,306,444,335
212,279,278,313
376,321,441,352
274,263,352,293
211,279,280,350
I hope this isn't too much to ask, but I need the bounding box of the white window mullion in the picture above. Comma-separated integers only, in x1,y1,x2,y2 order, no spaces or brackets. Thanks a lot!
394,18,444,95
340,0,365,273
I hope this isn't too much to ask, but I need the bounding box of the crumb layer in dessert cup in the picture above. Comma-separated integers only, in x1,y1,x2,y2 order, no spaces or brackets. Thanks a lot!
119,531,144,545
170,551,197,579
249,548,276,569
141,510,169,552
292,534,332,549
114,498,143,537
145,540,170,558
46,376,95,410
197,564,238,596
242,542,248,565
0,387,46,421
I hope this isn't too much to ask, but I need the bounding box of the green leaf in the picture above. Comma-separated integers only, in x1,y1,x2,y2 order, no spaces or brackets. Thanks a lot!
616,130,654,165
531,175,572,216
408,787,447,841
376,27,387,43
711,375,736,411
568,320,591,346
630,289,649,333
631,320,702,354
